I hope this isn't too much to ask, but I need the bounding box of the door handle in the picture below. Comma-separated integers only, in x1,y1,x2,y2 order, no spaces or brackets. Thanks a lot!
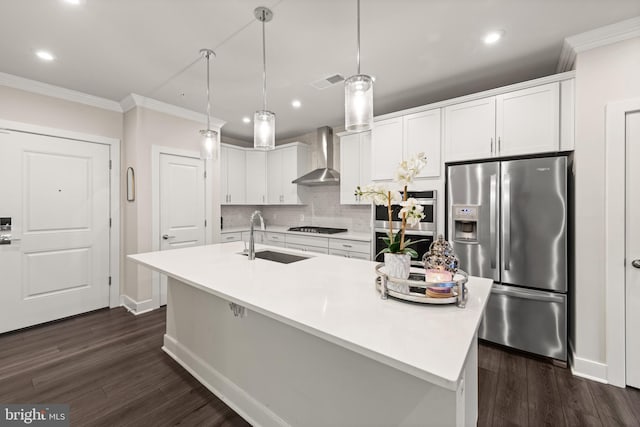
490,174,497,269
162,234,176,240
632,259,640,269
503,174,511,271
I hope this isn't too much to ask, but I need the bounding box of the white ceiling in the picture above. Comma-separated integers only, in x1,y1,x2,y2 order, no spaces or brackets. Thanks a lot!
1,0,639,141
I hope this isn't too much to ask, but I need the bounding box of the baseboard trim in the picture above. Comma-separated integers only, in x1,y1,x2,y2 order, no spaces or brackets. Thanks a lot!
162,334,289,427
120,295,156,315
570,343,608,384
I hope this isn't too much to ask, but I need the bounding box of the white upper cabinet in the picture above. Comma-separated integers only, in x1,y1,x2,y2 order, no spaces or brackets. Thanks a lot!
266,143,308,205
372,109,442,181
339,131,371,205
445,82,561,162
371,117,403,181
444,97,496,162
245,150,266,204
404,109,441,178
496,82,559,157
220,144,246,204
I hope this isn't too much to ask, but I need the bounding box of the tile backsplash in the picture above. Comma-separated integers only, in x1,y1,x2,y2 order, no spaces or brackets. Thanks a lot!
221,185,371,233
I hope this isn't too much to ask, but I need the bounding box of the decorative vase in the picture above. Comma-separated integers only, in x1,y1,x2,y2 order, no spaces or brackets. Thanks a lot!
384,252,411,280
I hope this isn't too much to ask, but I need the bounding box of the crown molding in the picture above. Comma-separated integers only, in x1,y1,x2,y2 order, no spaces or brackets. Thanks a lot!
0,71,123,112
120,93,225,129
557,16,640,72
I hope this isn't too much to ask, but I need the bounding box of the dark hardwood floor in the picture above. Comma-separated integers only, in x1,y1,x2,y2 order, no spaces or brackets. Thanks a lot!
1,307,639,426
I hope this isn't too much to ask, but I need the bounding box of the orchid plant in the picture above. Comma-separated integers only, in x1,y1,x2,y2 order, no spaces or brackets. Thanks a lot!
356,153,428,258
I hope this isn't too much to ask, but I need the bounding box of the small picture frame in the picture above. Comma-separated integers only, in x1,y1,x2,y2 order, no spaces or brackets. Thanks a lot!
126,167,135,202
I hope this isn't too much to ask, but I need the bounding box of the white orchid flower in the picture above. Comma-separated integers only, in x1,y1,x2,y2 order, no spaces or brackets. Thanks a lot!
394,152,427,186
355,183,402,206
399,198,425,226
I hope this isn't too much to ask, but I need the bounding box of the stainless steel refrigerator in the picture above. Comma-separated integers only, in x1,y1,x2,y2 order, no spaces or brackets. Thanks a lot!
446,156,568,361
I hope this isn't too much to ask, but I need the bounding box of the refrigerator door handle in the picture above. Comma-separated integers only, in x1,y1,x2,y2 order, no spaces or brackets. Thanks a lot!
491,284,565,303
490,174,497,269
503,174,511,271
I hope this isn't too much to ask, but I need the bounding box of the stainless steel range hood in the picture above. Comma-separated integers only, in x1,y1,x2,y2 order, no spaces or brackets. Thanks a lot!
292,126,340,186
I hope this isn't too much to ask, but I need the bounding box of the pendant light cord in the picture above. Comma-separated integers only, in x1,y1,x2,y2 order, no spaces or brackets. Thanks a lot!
205,52,211,130
356,0,361,75
261,11,268,111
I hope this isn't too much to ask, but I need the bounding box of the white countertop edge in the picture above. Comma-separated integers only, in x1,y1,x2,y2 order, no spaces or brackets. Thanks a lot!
129,254,469,390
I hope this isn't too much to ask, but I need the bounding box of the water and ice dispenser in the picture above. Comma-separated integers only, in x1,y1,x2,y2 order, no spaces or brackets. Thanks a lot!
452,205,479,242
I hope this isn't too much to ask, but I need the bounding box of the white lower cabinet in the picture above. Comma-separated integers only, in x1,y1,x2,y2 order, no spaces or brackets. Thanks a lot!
241,230,264,244
286,234,329,254
221,231,242,242
329,238,371,260
329,249,370,260
264,231,286,247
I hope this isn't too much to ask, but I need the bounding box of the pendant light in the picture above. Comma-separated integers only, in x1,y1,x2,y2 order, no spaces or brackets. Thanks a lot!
253,7,275,150
344,0,373,132
199,48,217,160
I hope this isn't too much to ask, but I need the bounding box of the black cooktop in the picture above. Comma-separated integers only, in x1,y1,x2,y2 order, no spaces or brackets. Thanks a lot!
288,226,348,235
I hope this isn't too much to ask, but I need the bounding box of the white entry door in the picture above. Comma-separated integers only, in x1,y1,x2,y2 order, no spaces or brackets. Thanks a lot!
159,153,206,305
626,110,640,388
0,130,110,333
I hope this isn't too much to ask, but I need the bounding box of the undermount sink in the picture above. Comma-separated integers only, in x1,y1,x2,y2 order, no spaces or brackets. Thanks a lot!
240,250,310,264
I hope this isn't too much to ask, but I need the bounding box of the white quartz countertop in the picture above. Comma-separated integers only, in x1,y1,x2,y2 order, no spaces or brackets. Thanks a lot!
221,225,372,242
129,242,491,390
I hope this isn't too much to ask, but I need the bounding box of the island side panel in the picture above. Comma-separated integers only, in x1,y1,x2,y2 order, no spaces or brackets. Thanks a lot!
163,277,467,427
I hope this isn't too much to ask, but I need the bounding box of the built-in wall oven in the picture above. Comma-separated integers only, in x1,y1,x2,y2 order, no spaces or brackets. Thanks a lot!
373,191,437,262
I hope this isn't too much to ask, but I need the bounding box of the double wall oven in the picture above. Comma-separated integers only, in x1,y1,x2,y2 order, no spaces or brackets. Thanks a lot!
373,191,437,262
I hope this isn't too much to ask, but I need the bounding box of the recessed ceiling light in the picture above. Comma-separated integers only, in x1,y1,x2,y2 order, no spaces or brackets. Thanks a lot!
63,0,85,5
483,30,504,45
291,100,301,108
35,50,55,61
242,117,251,124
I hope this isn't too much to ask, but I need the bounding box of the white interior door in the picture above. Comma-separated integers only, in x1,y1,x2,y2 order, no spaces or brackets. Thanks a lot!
0,130,110,333
159,153,205,305
626,110,640,388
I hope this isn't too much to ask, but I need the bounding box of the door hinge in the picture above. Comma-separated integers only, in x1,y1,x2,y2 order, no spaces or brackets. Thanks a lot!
204,219,207,227
109,160,112,170
109,218,112,228
204,171,207,179
108,276,112,286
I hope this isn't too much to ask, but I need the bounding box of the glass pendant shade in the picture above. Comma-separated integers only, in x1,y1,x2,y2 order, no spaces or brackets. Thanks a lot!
345,74,373,132
200,129,217,160
253,110,275,150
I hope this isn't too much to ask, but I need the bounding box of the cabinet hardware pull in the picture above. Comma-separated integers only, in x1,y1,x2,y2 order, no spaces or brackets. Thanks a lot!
490,137,494,155
498,137,501,153
342,244,352,248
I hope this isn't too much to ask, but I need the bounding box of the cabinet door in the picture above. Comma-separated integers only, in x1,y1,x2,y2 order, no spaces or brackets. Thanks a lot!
339,133,361,205
358,132,371,198
220,145,229,204
281,146,300,204
496,82,559,157
371,117,403,180
226,146,246,204
246,150,266,204
404,109,441,177
444,97,496,162
266,150,282,204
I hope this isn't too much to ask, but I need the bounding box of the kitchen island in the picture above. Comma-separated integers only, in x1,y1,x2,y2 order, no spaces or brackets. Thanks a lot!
129,242,492,427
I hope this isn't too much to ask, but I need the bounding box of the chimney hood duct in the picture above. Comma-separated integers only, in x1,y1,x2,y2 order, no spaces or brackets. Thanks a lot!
292,126,340,186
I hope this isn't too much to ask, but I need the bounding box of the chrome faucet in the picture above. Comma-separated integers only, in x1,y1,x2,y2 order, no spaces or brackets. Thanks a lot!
248,210,265,260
